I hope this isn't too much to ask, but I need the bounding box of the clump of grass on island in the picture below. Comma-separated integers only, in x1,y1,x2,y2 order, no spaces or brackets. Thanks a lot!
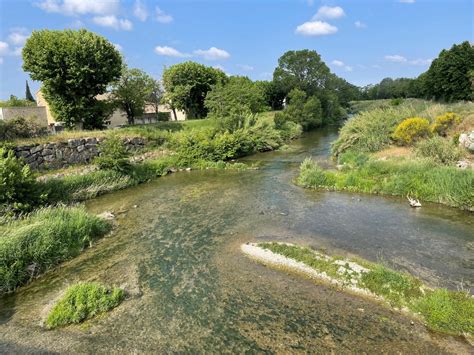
296,156,474,211
0,206,111,295
46,282,124,329
252,242,473,337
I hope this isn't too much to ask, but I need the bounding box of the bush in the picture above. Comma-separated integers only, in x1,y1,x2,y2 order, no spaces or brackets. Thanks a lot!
415,136,462,165
297,158,333,187
46,282,124,328
0,116,48,140
0,206,111,294
392,117,431,145
275,88,323,131
332,105,418,156
0,148,44,214
94,135,131,173
157,112,171,121
431,112,462,136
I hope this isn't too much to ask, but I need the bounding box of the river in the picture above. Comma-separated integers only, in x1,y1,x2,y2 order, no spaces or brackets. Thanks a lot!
1,128,473,353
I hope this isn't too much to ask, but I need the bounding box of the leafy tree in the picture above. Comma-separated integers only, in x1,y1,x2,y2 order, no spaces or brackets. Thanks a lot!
205,76,267,118
255,80,286,110
424,41,474,101
25,81,35,102
273,50,331,96
274,88,322,131
22,29,122,129
111,67,155,125
148,79,163,119
162,62,227,119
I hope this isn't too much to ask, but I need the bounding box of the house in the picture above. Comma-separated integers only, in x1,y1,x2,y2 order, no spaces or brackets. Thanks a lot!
36,89,186,128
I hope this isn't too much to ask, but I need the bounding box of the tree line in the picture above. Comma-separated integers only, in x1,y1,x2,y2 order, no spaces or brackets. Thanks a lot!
362,41,473,102
19,29,473,131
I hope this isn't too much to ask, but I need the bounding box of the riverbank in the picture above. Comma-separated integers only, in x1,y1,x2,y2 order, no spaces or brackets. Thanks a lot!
242,242,474,338
298,99,474,211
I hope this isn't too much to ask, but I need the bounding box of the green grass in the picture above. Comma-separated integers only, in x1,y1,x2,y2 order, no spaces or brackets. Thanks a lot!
255,242,474,337
46,282,124,329
334,99,474,157
0,206,111,294
297,155,474,211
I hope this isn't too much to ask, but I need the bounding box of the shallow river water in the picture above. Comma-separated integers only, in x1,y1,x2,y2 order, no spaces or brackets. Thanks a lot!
1,128,473,353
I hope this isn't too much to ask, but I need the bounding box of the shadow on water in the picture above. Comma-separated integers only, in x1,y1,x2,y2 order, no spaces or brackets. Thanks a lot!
0,127,472,353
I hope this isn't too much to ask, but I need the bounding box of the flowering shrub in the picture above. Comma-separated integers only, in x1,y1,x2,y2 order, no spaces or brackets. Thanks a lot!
392,117,431,145
431,112,462,136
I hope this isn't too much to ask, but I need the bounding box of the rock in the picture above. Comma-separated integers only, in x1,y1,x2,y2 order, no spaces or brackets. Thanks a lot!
97,211,115,220
30,145,43,154
185,167,192,171
77,144,85,152
43,155,55,162
85,137,98,144
459,131,474,153
42,148,54,156
456,160,469,169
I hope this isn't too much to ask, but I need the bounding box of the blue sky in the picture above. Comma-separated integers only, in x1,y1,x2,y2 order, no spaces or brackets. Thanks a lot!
0,0,472,100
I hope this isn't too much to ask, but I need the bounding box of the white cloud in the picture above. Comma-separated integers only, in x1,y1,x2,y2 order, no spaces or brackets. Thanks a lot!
155,6,173,23
92,16,133,30
408,58,432,66
133,0,148,21
0,41,9,56
313,6,345,20
194,47,230,60
384,54,407,63
399,0,415,3
8,28,29,46
331,60,344,67
237,64,254,71
354,21,367,29
36,0,120,16
296,21,337,36
345,66,353,72
154,46,189,57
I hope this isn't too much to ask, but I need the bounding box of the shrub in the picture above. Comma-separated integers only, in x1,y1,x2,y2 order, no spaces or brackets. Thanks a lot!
95,135,131,173
392,117,431,145
0,206,111,294
297,158,333,187
157,112,171,121
275,88,323,131
46,282,124,328
332,105,417,156
0,148,44,214
415,136,462,165
431,112,462,136
0,116,48,141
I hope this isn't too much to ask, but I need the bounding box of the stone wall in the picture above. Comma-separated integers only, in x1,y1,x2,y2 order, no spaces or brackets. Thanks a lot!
14,137,146,170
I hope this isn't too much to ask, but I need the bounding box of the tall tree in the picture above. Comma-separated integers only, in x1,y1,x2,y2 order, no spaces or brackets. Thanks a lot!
25,81,35,102
162,61,227,119
273,49,331,96
148,79,163,119
111,67,155,125
22,29,122,129
424,41,474,101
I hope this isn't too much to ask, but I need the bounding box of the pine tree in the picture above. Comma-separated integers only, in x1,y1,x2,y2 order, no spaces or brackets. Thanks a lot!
25,80,35,102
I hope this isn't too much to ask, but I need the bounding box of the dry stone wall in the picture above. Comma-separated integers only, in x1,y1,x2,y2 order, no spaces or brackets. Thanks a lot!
14,137,146,170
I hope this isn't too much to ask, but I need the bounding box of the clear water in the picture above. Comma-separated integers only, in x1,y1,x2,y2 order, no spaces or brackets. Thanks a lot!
1,128,473,353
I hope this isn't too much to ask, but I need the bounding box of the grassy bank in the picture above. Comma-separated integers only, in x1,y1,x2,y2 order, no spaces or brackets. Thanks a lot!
46,282,124,328
0,207,111,294
248,242,473,337
297,156,474,210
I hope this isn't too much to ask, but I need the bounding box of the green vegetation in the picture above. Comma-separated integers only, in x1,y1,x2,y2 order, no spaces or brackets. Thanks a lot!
0,148,44,215
361,41,473,102
46,282,124,328
297,155,474,210
0,206,111,294
162,61,227,119
414,136,462,165
94,134,131,173
0,116,48,141
256,242,473,336
0,95,36,108
22,29,122,129
110,66,158,125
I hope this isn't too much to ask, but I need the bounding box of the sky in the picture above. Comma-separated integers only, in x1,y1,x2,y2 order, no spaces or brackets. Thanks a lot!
0,0,472,100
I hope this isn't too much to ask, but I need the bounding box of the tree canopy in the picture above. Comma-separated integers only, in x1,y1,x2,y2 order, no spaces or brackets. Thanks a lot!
162,62,227,119
22,29,122,129
275,88,323,131
205,76,267,118
111,67,156,125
